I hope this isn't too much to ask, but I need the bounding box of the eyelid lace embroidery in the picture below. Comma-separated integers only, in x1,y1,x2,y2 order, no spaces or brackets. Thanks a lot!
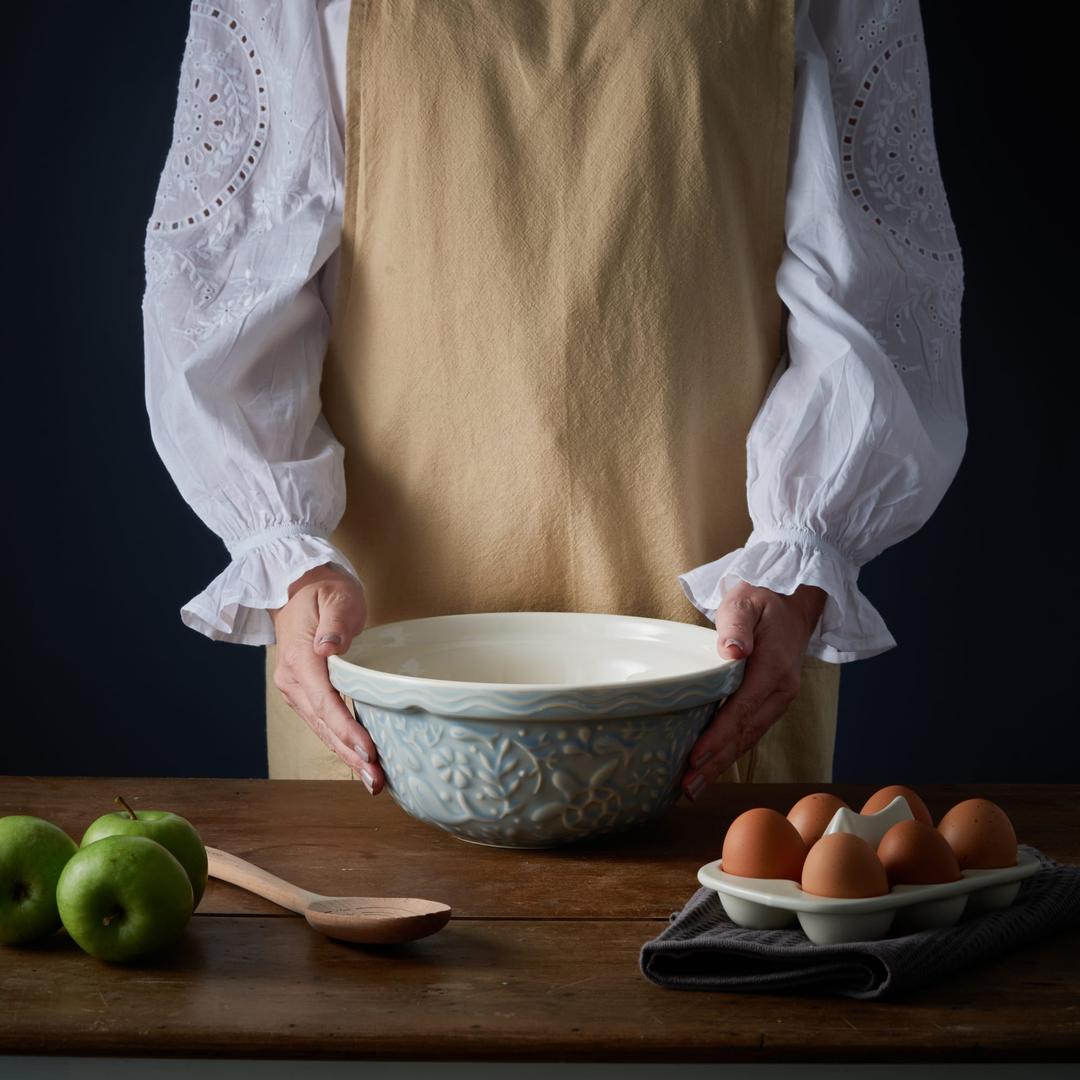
828,0,963,398
143,4,319,344
149,3,269,234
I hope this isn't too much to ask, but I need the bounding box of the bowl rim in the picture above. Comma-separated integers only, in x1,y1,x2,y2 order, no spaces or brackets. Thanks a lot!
326,610,739,695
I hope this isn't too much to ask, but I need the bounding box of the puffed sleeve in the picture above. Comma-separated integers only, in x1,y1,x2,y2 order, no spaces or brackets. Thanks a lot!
142,0,360,646
677,0,966,662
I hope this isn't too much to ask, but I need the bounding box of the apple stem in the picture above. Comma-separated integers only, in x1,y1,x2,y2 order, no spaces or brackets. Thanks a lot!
114,795,138,820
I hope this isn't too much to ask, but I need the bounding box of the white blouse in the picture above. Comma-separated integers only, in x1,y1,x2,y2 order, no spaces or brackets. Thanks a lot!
142,0,965,664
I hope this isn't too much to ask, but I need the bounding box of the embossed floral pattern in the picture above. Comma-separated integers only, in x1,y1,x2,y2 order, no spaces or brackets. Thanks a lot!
354,701,718,847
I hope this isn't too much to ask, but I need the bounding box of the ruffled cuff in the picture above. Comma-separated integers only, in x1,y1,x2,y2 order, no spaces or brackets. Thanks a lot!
180,525,363,646
677,527,896,664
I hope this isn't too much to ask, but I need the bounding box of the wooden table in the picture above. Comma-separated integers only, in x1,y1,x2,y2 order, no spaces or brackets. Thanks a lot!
1,778,1077,1064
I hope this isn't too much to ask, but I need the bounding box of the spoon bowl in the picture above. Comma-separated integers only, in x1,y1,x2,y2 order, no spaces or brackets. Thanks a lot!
304,896,452,944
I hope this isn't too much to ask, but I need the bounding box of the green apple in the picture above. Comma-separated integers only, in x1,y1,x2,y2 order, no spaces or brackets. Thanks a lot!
81,796,208,908
57,834,193,962
0,815,79,944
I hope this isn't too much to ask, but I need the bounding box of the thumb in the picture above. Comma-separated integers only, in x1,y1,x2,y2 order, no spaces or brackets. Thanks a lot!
713,588,761,660
313,586,364,657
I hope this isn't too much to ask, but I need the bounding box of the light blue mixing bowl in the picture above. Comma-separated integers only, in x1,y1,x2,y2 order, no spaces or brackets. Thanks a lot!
327,611,743,848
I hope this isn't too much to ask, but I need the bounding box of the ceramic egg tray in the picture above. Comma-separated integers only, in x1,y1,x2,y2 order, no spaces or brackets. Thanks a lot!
696,797,1041,945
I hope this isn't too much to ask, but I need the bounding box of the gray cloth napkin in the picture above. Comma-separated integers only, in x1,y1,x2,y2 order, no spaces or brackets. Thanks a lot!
639,845,1080,999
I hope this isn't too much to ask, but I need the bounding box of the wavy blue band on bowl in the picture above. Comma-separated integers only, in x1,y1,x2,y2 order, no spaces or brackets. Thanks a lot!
329,655,744,719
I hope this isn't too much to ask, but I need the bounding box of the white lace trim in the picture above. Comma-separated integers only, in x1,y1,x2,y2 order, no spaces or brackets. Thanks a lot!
677,531,896,664
181,534,363,646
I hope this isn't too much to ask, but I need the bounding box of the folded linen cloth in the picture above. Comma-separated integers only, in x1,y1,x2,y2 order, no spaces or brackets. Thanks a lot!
639,845,1080,999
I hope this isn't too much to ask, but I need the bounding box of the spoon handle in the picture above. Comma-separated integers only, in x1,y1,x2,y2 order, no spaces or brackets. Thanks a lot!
206,846,322,914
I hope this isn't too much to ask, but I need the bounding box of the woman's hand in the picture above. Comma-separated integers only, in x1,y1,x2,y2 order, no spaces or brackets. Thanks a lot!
681,581,828,799
268,563,385,795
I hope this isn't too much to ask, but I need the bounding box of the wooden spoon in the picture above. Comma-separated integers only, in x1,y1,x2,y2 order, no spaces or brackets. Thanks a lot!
206,846,451,945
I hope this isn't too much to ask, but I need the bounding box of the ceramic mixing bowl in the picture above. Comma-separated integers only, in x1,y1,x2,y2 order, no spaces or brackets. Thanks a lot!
327,611,743,849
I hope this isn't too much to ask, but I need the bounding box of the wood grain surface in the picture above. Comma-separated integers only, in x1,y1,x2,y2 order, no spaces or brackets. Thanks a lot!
1,777,1077,1061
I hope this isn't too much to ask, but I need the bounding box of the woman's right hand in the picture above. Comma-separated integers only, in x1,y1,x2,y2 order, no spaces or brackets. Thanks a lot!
268,563,385,795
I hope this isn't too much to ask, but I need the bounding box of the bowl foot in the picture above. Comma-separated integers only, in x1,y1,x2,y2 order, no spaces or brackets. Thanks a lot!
449,832,566,851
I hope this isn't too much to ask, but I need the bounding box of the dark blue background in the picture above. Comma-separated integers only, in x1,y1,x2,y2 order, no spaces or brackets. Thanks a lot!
6,4,1074,781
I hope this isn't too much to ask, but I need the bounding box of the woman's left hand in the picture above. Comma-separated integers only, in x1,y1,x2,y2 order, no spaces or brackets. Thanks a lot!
681,581,828,800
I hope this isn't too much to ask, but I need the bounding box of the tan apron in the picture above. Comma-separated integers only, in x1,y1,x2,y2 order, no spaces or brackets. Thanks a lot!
266,0,840,784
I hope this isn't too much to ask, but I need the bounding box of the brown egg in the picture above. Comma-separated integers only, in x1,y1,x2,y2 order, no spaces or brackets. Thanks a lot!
787,793,848,846
801,832,890,898
721,808,807,881
877,820,961,886
937,798,1018,870
861,785,933,825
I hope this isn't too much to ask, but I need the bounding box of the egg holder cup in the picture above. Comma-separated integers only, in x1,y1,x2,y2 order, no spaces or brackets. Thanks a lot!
696,797,1040,945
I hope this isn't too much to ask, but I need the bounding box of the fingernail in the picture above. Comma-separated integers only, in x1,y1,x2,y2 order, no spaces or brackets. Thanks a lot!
685,774,706,801
724,638,745,651
353,743,370,764
692,749,714,770
318,633,342,646
359,766,374,795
